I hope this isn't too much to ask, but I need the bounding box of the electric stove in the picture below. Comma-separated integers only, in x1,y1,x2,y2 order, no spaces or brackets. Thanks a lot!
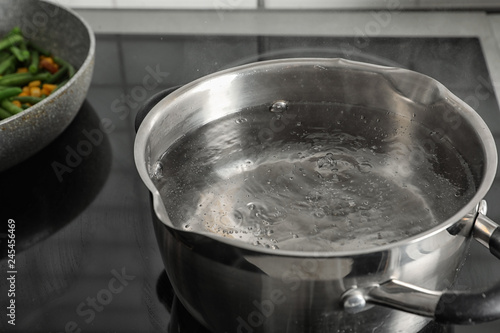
1,33,500,333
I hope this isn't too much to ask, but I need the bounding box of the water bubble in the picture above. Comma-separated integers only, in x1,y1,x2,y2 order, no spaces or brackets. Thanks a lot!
235,118,248,124
233,210,244,224
306,191,322,202
318,158,326,168
252,228,262,237
358,162,373,173
314,210,326,218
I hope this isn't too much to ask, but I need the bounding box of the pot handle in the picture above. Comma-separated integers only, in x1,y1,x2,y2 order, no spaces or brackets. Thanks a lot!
342,200,500,325
134,86,181,133
472,201,500,260
434,200,500,324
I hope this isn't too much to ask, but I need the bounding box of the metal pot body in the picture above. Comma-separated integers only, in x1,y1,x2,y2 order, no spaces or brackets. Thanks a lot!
135,58,497,332
154,213,473,333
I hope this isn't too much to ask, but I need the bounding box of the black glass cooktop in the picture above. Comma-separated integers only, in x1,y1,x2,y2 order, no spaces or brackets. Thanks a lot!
1,34,500,333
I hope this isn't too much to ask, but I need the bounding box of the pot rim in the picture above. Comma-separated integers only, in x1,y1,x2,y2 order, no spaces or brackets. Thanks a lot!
134,57,498,258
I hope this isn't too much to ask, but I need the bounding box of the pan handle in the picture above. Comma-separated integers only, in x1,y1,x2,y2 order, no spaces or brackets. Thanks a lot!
134,86,181,133
342,200,500,325
473,201,500,260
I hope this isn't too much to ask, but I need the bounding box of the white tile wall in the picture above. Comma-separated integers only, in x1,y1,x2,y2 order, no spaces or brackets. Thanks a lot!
116,0,257,9
265,0,500,9
46,0,258,9
264,0,388,10
46,0,115,8
46,0,500,10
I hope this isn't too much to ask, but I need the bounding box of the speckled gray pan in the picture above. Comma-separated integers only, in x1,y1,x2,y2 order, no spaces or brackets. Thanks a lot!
0,0,95,172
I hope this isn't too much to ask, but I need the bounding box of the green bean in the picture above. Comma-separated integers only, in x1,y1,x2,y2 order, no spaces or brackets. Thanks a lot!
47,66,68,84
1,72,32,80
4,63,16,75
0,107,12,119
19,45,30,61
0,34,23,52
19,38,28,51
0,51,10,63
1,99,23,115
27,41,51,57
8,27,22,36
0,72,51,86
29,50,39,74
0,28,77,113
68,65,75,78
0,87,22,100
11,96,44,104
0,55,16,75
18,37,30,56
54,57,75,78
9,45,29,62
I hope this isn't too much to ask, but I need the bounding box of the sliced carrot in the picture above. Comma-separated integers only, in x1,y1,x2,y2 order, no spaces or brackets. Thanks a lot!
12,100,22,108
22,86,30,94
17,67,28,73
18,92,29,97
30,86,41,97
42,83,57,93
40,58,59,74
28,80,41,87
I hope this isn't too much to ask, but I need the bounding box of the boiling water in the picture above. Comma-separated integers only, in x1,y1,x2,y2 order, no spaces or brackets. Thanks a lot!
153,104,476,251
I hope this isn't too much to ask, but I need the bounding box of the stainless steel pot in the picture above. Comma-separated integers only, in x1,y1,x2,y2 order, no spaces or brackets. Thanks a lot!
134,58,500,332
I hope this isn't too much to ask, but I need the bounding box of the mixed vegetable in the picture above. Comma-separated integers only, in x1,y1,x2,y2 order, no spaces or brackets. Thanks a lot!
0,27,75,120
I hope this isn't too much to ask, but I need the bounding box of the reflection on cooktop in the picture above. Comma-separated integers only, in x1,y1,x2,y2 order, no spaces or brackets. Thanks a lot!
0,101,112,253
0,101,112,324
